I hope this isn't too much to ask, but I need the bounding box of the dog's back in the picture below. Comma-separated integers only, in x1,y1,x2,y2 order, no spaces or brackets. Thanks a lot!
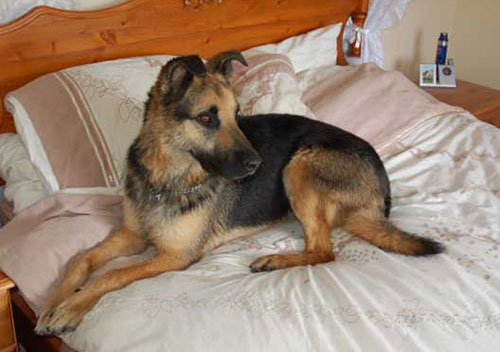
226,114,443,272
227,113,390,227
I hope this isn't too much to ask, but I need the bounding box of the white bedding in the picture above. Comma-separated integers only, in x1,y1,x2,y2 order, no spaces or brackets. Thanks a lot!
1,57,499,351
60,112,500,351
0,133,47,213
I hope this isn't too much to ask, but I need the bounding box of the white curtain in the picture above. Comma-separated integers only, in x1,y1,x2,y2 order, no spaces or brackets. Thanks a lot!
0,0,81,25
344,0,411,67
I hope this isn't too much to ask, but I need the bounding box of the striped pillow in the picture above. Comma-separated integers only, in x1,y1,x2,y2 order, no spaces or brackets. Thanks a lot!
6,55,173,192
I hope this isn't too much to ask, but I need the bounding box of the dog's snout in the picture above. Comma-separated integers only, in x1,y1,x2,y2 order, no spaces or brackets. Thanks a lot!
244,156,262,173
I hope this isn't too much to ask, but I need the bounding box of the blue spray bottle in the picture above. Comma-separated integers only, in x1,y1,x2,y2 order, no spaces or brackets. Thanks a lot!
435,32,448,65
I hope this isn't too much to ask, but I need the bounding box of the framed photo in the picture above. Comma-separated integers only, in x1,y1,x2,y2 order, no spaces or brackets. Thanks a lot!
419,64,437,87
437,64,457,87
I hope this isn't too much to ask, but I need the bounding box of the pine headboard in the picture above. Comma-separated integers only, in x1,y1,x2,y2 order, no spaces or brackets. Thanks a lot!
0,0,369,133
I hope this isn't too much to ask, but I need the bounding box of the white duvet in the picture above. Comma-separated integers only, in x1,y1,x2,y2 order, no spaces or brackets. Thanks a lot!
59,111,500,352
1,62,499,351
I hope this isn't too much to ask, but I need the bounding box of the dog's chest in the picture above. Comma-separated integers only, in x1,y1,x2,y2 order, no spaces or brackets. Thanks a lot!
146,203,211,252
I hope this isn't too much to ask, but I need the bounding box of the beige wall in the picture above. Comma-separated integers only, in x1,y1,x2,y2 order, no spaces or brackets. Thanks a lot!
381,0,456,82
452,0,500,89
382,0,500,90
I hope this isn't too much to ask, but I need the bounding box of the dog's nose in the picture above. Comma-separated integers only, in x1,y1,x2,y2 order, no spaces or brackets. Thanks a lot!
243,156,262,174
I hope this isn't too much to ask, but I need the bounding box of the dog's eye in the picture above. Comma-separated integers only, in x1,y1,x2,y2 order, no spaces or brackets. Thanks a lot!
197,114,213,125
195,106,219,128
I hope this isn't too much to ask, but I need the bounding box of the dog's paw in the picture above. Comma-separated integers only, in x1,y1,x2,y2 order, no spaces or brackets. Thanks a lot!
35,293,91,336
250,252,335,272
250,254,291,272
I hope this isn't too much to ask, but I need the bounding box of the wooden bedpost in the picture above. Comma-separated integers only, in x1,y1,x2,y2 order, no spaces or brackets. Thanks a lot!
349,0,370,57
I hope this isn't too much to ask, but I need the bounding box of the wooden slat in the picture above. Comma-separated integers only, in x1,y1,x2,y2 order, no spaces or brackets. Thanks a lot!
0,273,15,292
0,273,16,352
11,290,64,352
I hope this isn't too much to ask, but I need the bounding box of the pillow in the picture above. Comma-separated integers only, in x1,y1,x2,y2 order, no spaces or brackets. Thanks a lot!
244,22,342,73
293,63,457,154
6,55,175,193
0,133,48,213
231,54,314,118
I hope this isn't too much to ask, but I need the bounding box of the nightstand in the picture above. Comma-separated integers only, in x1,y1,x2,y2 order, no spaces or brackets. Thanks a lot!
418,80,500,128
0,271,17,352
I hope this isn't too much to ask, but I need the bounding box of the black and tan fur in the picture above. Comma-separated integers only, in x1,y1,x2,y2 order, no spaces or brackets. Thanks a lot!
35,51,444,335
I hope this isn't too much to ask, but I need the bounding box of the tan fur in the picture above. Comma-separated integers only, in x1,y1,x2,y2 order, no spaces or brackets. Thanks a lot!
251,149,338,271
343,209,430,255
151,202,210,256
36,227,147,331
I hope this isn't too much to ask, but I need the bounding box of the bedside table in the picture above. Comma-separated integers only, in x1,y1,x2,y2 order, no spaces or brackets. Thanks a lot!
418,80,500,128
0,271,17,352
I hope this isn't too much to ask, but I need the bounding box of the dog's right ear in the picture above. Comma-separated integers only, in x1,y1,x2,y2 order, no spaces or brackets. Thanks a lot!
158,55,207,99
206,51,248,79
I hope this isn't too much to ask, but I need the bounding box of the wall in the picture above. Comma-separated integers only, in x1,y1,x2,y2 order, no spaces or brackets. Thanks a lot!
451,0,500,90
381,0,456,82
382,0,500,90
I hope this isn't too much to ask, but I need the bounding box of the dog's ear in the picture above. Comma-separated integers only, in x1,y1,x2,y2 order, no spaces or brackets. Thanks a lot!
206,50,248,78
158,55,207,98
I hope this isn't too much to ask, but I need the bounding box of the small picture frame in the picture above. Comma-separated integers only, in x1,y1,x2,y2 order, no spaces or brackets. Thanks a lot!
419,64,437,87
437,64,457,88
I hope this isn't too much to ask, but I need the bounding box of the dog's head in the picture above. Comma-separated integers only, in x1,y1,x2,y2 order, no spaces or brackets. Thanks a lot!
144,51,261,180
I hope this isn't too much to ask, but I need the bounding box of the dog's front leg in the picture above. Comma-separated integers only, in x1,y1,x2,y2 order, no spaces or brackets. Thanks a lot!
35,227,146,334
36,252,191,335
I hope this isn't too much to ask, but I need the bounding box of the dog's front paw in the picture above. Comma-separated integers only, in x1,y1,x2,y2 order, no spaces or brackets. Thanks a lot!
35,293,92,336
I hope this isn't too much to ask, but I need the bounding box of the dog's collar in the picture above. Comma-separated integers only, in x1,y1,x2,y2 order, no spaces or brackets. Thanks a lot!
149,183,203,203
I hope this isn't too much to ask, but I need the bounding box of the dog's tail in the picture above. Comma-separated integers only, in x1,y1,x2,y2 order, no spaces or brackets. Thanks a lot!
343,211,444,256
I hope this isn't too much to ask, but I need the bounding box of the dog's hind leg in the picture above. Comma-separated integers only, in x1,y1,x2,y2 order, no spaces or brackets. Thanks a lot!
36,227,147,334
250,149,337,272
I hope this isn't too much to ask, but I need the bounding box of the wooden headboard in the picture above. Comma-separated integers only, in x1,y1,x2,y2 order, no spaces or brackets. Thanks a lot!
0,0,369,133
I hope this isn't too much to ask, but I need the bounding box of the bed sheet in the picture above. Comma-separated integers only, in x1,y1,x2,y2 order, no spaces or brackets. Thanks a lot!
54,112,499,352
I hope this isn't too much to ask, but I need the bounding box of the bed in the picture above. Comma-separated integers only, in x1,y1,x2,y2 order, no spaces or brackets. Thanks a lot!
1,0,499,351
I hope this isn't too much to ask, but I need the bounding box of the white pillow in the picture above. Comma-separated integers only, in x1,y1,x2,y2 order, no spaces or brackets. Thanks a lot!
0,133,48,213
244,23,342,73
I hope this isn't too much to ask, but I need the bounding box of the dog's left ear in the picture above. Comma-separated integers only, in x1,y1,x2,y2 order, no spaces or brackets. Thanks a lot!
177,55,207,77
206,50,248,78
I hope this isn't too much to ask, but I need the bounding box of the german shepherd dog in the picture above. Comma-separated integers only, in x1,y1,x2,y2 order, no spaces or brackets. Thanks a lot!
36,51,443,335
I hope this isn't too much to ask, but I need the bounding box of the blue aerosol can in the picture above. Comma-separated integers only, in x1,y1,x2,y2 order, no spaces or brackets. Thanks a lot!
435,32,449,65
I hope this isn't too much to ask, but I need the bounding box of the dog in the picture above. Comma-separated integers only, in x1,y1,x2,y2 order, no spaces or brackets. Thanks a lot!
35,51,444,335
